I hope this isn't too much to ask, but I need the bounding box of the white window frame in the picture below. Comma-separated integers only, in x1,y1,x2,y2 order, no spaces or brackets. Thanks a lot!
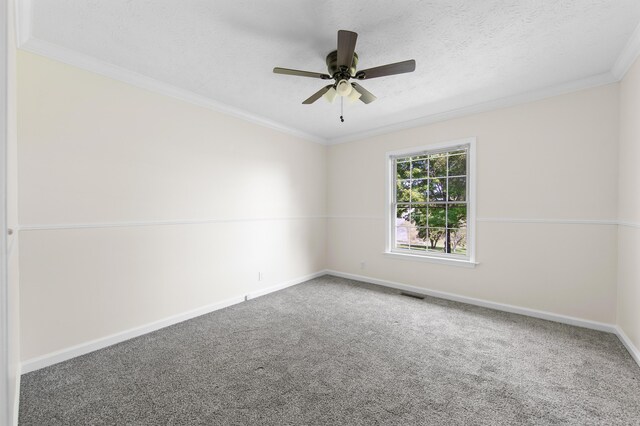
384,137,477,268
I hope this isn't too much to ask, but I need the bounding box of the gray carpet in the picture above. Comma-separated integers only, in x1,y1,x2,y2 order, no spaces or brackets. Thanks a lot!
19,276,640,425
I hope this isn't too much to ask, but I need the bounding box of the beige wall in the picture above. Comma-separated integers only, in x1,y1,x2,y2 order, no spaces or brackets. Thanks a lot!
618,57,640,351
16,45,639,368
18,52,327,360
327,84,620,324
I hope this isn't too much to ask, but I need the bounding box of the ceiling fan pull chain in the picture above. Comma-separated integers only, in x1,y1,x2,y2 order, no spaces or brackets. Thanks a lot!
340,96,344,122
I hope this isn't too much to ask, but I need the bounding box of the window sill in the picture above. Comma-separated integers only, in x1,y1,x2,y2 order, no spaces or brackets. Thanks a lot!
383,251,478,268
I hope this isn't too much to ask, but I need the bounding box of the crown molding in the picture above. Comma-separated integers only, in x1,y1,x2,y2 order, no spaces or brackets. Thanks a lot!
612,20,640,80
326,71,619,145
19,37,328,145
19,37,620,147
15,2,640,147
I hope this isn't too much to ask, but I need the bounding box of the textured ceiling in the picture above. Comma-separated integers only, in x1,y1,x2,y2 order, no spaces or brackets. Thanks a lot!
29,0,640,142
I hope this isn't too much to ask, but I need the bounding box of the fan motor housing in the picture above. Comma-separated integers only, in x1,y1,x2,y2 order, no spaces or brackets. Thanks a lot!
326,50,358,78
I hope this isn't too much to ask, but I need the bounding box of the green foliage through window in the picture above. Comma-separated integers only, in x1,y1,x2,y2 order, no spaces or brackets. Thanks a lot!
394,147,468,256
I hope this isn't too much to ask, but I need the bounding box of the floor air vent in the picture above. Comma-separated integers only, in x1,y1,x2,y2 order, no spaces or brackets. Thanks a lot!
400,291,425,300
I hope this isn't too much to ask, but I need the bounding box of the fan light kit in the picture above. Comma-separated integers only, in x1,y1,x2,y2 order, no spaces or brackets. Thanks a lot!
336,79,352,96
274,30,416,122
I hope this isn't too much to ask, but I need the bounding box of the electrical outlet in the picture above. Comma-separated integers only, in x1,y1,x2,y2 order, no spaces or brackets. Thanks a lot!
258,272,263,281
360,261,366,270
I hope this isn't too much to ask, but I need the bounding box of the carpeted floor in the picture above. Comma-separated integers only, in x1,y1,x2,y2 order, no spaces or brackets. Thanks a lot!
19,276,640,425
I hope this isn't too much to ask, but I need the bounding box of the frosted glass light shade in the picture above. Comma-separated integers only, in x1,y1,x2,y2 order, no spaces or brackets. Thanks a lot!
323,87,337,103
347,86,362,103
336,79,352,96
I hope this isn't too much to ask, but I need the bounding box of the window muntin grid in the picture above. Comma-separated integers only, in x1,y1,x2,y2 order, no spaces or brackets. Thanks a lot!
393,147,469,258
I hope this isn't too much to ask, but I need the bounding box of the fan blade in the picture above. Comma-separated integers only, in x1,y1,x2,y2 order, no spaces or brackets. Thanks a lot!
303,85,333,104
273,67,331,80
355,59,416,80
337,30,358,70
351,83,377,104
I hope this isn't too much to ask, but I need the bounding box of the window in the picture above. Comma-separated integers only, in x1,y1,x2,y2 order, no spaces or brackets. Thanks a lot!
386,138,476,266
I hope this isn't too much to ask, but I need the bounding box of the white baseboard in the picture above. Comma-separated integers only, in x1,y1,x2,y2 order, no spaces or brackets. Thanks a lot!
615,326,640,368
21,296,244,374
326,270,640,368
12,369,20,426
246,270,327,300
20,269,639,375
325,270,617,333
21,270,327,374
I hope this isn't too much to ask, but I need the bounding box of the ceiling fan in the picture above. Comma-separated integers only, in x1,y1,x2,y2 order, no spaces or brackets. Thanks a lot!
273,30,416,108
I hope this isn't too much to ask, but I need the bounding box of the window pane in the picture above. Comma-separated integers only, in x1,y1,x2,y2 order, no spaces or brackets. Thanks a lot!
448,177,466,201
396,205,411,223
449,228,467,255
412,205,428,227
427,204,447,228
396,160,411,180
411,179,428,202
448,153,466,176
428,178,446,201
447,204,467,228
426,228,446,252
395,226,410,249
411,159,427,179
396,180,411,202
410,228,428,250
429,155,447,177
390,144,471,260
